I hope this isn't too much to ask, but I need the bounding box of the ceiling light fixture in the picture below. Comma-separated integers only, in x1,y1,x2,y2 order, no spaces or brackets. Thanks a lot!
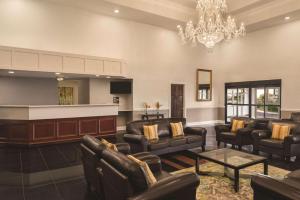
114,9,119,14
96,75,100,77
285,16,291,20
177,0,246,49
55,72,61,75
8,71,15,74
106,76,111,79
57,77,64,81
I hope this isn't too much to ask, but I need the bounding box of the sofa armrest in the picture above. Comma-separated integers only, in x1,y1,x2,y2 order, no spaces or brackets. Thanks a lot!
128,173,199,200
215,124,231,133
123,134,147,144
115,143,131,155
184,127,207,136
237,127,254,135
251,175,300,200
284,135,300,145
133,152,162,173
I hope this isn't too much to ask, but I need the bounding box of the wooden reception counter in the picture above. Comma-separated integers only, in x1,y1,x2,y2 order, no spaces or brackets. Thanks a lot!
0,104,118,145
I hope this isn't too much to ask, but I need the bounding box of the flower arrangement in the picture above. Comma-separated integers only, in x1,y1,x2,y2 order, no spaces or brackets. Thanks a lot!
143,103,151,114
155,101,162,114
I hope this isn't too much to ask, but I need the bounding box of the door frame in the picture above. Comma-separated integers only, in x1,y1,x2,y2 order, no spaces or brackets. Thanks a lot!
170,83,186,118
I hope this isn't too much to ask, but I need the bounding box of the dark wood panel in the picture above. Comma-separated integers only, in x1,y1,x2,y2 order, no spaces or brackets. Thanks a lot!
99,116,116,135
8,122,31,141
33,120,56,140
79,118,98,135
171,84,184,118
57,119,78,138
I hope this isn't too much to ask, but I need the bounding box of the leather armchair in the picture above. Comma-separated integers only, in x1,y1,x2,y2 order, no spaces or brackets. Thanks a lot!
251,170,300,200
98,147,200,200
215,117,263,150
252,120,300,161
124,118,207,155
81,135,161,199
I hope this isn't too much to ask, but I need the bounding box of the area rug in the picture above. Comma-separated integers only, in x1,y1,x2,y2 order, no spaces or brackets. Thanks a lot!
172,162,290,200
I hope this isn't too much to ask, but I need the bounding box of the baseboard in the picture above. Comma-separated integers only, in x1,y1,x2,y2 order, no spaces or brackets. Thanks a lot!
187,120,224,127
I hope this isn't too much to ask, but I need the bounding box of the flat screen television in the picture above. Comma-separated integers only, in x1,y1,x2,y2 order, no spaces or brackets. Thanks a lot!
110,81,132,94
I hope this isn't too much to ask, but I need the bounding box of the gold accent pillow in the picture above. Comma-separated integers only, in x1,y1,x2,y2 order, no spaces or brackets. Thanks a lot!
272,124,290,140
101,139,118,151
231,120,245,133
127,155,157,186
143,125,159,140
170,122,184,137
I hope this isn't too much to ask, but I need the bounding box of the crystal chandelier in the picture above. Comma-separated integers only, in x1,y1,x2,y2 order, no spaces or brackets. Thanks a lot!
177,0,246,48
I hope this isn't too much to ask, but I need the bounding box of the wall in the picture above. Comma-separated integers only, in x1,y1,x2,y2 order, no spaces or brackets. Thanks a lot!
204,19,300,119
0,77,58,105
0,0,220,123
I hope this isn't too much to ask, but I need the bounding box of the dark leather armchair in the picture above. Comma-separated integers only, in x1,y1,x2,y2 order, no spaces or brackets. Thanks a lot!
81,135,161,199
252,120,300,161
99,147,199,200
215,117,259,150
251,170,300,200
123,118,207,155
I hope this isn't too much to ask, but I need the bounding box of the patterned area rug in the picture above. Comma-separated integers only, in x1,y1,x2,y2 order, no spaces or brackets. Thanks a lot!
172,162,290,200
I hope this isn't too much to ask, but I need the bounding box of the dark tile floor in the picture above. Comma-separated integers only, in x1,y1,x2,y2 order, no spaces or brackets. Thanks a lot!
0,126,299,200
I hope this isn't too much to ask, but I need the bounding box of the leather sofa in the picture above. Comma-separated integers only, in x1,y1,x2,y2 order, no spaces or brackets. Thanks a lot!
251,170,300,200
81,135,200,200
252,120,300,161
123,118,207,155
215,117,263,150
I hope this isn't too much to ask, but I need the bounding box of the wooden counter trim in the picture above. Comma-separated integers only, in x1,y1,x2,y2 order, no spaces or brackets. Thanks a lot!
0,116,116,145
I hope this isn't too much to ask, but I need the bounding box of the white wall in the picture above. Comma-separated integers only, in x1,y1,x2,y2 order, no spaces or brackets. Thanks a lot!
204,20,300,111
0,0,219,114
0,77,58,105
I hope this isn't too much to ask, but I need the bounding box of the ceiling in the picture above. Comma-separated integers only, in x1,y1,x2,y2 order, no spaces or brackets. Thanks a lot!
48,0,300,32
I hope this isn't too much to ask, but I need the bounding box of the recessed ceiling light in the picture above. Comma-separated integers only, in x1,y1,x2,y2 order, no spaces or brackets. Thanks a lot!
114,9,119,14
96,75,100,77
57,77,64,81
8,71,15,74
55,72,61,75
285,16,291,20
106,76,111,79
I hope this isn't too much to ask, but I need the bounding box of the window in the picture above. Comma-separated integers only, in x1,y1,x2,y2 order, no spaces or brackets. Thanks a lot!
225,80,281,123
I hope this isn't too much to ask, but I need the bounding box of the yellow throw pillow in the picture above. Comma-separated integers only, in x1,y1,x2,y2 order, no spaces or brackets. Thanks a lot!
127,155,157,186
279,126,290,140
143,125,158,140
231,120,245,133
101,139,118,151
272,125,291,140
271,124,281,139
170,122,184,137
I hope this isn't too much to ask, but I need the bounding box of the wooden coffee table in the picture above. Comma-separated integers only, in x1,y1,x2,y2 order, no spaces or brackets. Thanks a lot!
188,148,268,192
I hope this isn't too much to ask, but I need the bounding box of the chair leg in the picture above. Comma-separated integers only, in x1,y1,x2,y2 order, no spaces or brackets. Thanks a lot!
238,145,242,151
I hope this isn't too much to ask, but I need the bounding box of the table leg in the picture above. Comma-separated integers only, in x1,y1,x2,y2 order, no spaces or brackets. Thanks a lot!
264,160,268,175
196,156,200,175
234,169,239,192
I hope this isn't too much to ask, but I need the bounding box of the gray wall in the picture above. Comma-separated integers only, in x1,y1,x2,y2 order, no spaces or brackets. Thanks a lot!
0,77,58,105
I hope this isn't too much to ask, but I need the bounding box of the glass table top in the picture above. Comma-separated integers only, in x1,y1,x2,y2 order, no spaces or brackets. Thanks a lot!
189,148,266,167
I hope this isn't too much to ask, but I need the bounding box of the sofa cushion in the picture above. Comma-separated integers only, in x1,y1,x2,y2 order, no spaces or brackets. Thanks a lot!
169,137,186,147
260,139,284,148
185,135,202,144
148,139,169,151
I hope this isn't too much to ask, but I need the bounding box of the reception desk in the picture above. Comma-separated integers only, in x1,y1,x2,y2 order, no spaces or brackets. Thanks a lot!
0,104,118,145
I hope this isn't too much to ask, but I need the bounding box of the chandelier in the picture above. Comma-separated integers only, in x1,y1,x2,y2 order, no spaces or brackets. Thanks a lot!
177,0,246,48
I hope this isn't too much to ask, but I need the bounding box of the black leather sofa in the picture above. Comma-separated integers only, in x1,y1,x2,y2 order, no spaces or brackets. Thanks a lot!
251,170,300,200
123,118,207,155
81,135,200,200
215,117,263,150
252,120,300,161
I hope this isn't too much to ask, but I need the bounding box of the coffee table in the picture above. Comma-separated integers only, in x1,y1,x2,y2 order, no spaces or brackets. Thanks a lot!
188,148,268,192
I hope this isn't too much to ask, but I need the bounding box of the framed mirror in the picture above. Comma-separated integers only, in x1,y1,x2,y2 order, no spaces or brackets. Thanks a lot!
197,69,212,101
